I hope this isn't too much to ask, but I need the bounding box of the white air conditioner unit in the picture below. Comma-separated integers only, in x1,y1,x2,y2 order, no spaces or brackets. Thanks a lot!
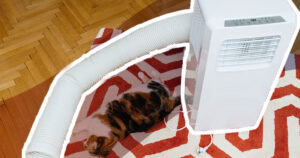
184,0,299,133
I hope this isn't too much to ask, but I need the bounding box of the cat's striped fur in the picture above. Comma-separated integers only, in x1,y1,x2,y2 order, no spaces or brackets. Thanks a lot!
84,81,181,157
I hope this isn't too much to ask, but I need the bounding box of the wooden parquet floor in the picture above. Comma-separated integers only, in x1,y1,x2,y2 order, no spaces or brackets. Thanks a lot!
0,0,163,101
0,0,190,157
0,0,298,157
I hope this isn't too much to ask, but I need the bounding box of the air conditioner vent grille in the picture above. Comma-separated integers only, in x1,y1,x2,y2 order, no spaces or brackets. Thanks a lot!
217,35,281,71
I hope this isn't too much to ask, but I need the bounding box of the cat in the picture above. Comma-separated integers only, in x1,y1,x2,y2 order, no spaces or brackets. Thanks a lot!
83,80,181,157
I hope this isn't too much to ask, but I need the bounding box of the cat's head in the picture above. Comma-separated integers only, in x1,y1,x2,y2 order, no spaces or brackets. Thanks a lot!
83,135,111,157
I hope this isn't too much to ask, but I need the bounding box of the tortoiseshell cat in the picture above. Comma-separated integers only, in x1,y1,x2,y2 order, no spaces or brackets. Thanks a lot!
83,81,181,157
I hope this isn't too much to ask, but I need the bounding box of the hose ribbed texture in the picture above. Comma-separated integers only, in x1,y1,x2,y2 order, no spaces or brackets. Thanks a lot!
26,12,192,158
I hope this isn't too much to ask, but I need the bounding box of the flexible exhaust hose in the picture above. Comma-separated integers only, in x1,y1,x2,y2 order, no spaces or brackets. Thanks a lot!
25,11,192,158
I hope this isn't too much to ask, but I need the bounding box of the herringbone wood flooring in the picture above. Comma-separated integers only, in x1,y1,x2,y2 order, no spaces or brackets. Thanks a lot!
0,0,161,101
0,0,190,157
0,0,298,157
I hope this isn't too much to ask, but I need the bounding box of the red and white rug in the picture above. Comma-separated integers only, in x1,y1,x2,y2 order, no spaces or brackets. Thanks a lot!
64,28,300,158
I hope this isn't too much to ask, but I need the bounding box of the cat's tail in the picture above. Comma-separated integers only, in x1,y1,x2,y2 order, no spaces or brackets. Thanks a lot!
147,81,169,97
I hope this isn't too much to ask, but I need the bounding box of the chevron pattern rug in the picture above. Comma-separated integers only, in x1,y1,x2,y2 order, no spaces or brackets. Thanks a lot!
64,28,300,158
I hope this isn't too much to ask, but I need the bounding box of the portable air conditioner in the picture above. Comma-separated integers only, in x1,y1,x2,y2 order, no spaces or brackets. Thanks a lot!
184,0,299,133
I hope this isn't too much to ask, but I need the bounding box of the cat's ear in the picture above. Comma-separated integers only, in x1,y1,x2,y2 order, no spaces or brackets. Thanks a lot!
96,135,118,156
84,135,99,154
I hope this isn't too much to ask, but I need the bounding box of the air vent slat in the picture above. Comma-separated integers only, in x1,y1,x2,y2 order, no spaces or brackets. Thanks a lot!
219,54,274,61
221,46,277,52
217,35,281,71
223,37,280,44
222,43,279,50
220,50,275,56
219,57,273,66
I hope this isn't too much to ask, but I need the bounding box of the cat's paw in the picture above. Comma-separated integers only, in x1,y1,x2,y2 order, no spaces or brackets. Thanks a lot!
147,81,169,97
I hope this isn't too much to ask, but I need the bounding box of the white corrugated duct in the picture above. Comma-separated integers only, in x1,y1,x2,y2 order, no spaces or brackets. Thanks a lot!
24,11,193,158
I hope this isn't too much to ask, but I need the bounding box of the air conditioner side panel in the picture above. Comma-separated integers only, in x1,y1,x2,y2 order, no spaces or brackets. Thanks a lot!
193,22,296,132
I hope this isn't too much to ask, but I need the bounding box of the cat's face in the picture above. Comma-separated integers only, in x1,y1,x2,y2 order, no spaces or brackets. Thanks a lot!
84,135,110,157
